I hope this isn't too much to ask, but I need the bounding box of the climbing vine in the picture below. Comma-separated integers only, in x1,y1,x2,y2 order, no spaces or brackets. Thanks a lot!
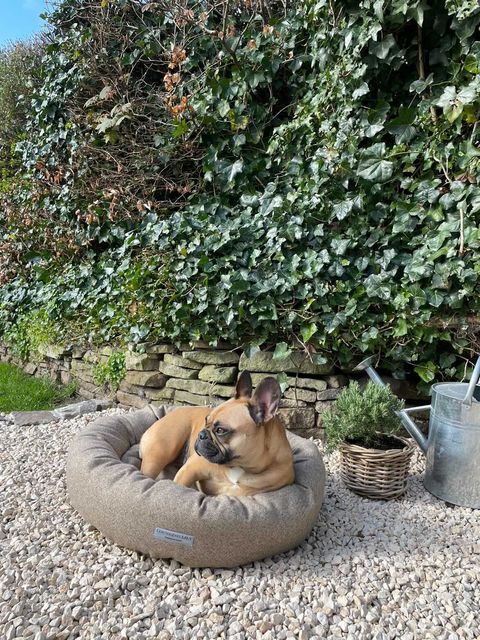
0,0,479,382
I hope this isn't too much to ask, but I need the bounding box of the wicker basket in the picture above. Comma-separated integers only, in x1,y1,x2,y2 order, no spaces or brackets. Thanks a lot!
339,435,414,500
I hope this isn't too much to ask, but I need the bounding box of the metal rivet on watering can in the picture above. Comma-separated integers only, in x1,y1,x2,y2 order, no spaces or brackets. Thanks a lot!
354,355,480,509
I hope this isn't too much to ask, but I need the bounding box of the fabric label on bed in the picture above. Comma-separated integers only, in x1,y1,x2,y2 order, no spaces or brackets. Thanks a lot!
153,527,194,546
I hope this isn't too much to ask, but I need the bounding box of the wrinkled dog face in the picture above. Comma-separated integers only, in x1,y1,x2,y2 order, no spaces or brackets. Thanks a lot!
194,401,259,465
194,372,281,466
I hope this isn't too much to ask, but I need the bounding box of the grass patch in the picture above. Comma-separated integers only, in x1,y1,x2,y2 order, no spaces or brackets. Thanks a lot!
0,362,76,413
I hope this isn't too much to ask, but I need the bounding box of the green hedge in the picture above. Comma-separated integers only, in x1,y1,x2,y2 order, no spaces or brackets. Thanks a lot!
1,0,479,383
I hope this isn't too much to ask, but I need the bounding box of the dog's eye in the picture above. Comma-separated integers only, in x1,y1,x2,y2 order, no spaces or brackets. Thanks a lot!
214,426,227,436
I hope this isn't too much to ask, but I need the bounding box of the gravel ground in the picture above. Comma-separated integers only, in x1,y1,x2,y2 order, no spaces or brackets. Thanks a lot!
1,408,479,640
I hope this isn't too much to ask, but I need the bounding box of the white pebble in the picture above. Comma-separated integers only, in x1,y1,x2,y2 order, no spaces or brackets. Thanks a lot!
0,411,478,640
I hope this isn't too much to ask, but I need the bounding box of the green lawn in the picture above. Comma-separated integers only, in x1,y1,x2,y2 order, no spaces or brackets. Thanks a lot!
0,362,76,413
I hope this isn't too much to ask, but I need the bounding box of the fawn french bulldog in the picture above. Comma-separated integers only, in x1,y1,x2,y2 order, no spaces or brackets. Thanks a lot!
139,371,294,496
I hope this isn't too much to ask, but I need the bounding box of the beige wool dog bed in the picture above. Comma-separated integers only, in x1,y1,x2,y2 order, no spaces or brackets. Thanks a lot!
66,404,326,568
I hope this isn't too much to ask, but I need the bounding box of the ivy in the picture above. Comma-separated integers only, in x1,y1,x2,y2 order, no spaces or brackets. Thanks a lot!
93,351,126,392
0,0,479,383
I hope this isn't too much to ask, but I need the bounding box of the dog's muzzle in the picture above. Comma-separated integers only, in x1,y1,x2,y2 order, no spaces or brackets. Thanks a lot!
195,429,231,464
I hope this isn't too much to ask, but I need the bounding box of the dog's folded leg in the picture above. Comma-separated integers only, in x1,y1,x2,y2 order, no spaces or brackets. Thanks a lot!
173,455,211,489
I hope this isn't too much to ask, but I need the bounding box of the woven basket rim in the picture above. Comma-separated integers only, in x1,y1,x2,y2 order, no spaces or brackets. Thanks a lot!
339,433,415,456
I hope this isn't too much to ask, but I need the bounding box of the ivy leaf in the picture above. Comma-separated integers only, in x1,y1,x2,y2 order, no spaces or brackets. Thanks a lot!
446,104,463,123
412,3,425,26
357,144,394,182
436,86,457,108
457,82,478,105
332,199,354,220
370,34,396,60
393,317,408,337
409,73,433,94
276,371,289,392
225,159,244,183
273,342,291,359
312,352,328,365
352,82,369,99
464,55,479,74
414,361,437,383
244,343,261,358
218,101,230,117
301,322,318,343
436,85,464,121
439,353,456,368
96,115,115,133
172,120,189,137
386,108,417,142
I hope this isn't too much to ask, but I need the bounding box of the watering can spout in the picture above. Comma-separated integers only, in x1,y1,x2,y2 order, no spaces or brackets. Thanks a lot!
353,357,429,454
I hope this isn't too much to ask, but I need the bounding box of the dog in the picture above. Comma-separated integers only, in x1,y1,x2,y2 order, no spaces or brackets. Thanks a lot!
139,371,294,496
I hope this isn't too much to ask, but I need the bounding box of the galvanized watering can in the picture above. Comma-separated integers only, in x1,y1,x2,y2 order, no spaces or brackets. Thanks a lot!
355,356,480,508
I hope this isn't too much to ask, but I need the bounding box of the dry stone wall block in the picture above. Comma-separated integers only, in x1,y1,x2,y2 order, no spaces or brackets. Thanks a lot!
325,374,348,388
190,340,235,350
182,350,240,365
24,363,37,375
83,350,100,364
316,388,342,401
60,371,72,385
277,408,316,433
119,381,147,397
239,351,333,375
315,400,335,413
77,386,96,400
250,373,327,391
124,371,167,388
158,362,198,379
70,362,96,384
164,354,203,370
75,379,104,396
125,353,159,371
174,390,219,406
72,346,87,359
136,343,175,354
283,388,317,403
71,360,94,374
279,399,307,408
145,388,175,401
72,372,96,385
286,377,327,392
37,344,70,359
116,391,149,409
166,378,234,398
198,365,238,383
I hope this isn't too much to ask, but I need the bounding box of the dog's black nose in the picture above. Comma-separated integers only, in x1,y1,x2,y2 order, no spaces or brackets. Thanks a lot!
199,429,208,440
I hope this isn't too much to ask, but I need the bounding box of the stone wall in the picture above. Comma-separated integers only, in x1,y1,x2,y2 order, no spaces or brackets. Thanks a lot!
0,342,423,439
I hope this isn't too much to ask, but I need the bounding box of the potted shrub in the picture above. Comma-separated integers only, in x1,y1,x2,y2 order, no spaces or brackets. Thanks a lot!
322,381,414,499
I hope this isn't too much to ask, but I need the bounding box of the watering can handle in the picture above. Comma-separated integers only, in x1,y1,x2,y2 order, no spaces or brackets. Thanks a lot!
462,355,480,406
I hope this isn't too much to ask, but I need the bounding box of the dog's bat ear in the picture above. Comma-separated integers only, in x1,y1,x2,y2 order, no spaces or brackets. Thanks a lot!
235,371,253,399
250,377,281,424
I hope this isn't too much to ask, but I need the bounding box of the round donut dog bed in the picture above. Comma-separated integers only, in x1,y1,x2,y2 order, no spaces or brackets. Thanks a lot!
66,405,326,568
